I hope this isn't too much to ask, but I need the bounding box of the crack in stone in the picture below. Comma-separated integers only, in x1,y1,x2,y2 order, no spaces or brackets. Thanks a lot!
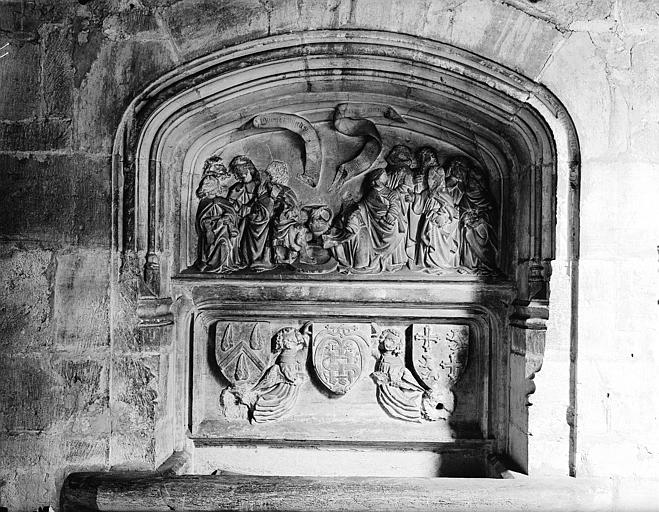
497,0,571,33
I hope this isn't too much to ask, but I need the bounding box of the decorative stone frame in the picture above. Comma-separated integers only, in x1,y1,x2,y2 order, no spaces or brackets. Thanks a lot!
112,30,580,475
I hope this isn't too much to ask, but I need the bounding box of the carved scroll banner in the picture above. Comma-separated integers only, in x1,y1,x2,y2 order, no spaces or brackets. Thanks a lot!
330,103,406,191
411,324,470,388
312,323,371,394
242,112,322,188
215,322,272,388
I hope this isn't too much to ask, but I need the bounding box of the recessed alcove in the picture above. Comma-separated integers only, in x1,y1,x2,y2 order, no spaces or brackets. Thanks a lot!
107,30,579,483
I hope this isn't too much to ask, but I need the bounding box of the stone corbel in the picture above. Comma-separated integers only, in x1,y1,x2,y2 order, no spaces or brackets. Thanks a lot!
510,301,548,406
136,295,174,327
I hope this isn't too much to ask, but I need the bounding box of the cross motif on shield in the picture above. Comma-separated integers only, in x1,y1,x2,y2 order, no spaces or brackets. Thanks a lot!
312,323,370,395
411,324,470,389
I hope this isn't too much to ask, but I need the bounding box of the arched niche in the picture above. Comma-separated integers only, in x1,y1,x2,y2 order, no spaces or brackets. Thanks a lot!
113,30,580,476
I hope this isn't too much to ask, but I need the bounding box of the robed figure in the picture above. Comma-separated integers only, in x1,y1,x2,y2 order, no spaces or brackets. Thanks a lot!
415,151,461,271
227,156,260,269
269,161,312,265
194,159,239,272
460,166,498,272
324,168,407,273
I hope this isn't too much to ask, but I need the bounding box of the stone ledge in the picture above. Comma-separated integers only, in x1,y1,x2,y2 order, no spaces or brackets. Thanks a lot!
60,472,652,512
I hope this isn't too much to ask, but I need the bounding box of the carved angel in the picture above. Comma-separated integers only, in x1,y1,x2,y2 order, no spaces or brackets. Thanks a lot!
371,328,425,422
241,326,309,423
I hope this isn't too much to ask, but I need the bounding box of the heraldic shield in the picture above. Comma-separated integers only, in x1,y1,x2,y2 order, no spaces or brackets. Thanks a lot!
215,322,272,388
411,324,470,388
312,323,370,394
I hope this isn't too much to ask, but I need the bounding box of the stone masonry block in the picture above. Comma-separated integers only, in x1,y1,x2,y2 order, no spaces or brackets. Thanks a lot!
54,249,111,352
73,39,176,152
0,40,40,120
0,153,112,246
0,118,72,151
0,243,54,354
111,355,160,432
0,432,108,510
41,23,75,117
0,355,108,433
109,429,156,469
163,0,269,57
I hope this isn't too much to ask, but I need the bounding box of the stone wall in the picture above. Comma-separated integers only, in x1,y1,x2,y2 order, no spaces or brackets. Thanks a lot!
0,0,657,510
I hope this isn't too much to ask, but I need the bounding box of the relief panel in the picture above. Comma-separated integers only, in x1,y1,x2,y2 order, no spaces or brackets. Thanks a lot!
193,317,483,444
187,103,500,278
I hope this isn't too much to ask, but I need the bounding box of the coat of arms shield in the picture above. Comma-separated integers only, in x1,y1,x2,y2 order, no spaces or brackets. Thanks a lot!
411,324,470,388
312,323,370,394
215,322,272,388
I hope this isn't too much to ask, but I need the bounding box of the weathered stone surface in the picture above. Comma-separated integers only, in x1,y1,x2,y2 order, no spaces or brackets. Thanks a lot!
109,430,156,469
0,243,54,353
111,356,159,431
0,356,108,432
0,153,111,246
41,23,75,118
499,0,613,28
540,32,613,160
0,433,108,468
73,39,177,152
0,432,108,511
0,41,40,120
0,118,72,151
163,0,269,57
102,9,162,40
54,249,111,352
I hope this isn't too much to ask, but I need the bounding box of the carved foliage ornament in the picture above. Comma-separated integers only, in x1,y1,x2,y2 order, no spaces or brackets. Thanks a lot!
190,103,500,277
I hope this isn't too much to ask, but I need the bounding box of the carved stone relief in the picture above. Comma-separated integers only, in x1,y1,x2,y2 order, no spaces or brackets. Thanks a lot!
215,321,469,425
218,324,310,423
311,323,371,395
189,103,500,277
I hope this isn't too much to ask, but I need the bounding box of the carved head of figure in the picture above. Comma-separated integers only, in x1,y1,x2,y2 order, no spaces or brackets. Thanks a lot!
446,156,472,182
417,146,440,171
229,155,258,183
273,327,307,353
264,160,290,186
467,165,489,191
386,145,416,170
306,205,333,237
367,168,389,191
196,157,231,199
379,329,403,357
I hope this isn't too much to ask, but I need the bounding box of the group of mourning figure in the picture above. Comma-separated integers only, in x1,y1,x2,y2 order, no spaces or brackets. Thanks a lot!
323,145,498,274
193,146,498,274
194,155,319,272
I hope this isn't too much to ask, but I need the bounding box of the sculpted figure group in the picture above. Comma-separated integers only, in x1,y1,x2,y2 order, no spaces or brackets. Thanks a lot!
323,145,498,274
194,156,316,273
194,145,498,275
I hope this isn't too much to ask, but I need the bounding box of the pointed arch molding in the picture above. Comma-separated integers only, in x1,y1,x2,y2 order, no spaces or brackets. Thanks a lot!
113,30,579,296
112,30,580,469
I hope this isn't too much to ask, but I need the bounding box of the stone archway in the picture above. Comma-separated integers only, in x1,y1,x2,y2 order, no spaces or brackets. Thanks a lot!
109,30,580,478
